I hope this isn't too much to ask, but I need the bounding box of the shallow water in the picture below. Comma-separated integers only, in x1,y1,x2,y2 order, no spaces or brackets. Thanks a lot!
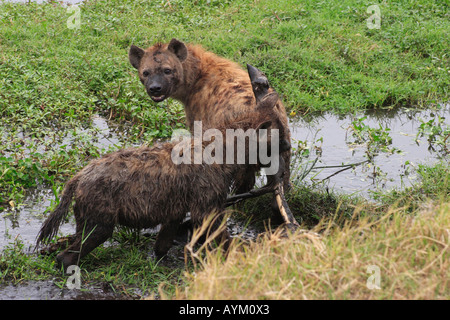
0,106,448,299
289,105,449,196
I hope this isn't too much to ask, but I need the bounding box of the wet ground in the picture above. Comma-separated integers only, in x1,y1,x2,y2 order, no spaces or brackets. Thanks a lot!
0,280,128,300
1,104,448,299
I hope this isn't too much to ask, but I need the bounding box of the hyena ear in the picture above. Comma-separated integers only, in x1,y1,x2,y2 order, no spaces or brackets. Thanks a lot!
129,45,145,69
168,38,188,62
256,92,279,111
247,64,270,102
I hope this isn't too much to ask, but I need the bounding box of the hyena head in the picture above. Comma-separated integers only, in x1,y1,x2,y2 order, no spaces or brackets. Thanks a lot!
129,38,188,103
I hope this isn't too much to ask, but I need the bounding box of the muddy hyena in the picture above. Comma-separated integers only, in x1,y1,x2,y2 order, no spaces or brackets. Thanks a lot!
36,79,289,270
129,39,294,224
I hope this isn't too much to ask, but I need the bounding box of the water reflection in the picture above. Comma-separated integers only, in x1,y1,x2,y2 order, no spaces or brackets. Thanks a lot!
0,114,132,251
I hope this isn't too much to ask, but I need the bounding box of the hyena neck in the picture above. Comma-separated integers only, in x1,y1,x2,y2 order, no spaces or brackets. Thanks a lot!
171,47,202,103
171,44,251,129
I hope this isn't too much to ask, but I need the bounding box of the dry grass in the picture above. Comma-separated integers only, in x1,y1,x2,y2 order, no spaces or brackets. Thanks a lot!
173,201,449,300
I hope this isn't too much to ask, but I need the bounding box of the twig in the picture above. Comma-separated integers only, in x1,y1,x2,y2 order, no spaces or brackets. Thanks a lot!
273,11,282,22
321,164,362,182
274,184,299,226
293,157,319,182
226,183,299,226
225,184,275,207
313,159,370,170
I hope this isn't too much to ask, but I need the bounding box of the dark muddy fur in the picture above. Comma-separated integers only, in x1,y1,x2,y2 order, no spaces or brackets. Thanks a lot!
36,93,287,270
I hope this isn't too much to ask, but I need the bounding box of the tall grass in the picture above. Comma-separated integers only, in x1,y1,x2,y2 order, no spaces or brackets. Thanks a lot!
174,160,449,300
175,201,449,300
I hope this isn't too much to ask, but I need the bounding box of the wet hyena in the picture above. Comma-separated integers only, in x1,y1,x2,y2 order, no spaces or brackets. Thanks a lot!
129,39,294,224
36,85,289,270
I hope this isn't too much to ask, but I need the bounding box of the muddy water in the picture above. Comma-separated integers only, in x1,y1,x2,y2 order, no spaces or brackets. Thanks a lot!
289,105,449,195
1,115,138,300
1,106,448,299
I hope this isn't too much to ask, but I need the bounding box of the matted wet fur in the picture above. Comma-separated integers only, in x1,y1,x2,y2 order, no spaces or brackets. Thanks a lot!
36,91,288,270
129,39,292,222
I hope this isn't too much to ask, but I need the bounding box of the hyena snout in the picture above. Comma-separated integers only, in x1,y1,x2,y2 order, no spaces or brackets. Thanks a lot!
145,75,170,102
149,82,162,95
280,139,291,153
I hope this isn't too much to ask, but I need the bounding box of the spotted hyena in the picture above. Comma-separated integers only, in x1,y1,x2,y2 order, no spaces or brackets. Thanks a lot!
36,88,288,270
129,39,294,224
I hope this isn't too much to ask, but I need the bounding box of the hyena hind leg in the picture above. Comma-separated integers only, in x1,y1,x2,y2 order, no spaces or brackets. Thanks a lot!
56,222,114,272
154,219,184,259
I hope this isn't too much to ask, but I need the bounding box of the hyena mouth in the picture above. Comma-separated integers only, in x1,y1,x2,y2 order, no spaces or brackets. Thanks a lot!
150,94,167,102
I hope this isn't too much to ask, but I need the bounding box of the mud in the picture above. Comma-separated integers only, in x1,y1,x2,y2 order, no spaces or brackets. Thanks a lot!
0,280,129,300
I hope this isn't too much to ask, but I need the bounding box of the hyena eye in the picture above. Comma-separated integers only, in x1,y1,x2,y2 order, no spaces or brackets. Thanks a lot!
142,70,150,77
164,68,172,75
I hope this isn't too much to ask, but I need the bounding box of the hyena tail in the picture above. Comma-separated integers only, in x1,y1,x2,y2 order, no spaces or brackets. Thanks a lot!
36,175,80,246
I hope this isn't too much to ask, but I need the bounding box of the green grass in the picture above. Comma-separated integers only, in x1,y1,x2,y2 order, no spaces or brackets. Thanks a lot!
0,0,449,299
1,0,448,116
